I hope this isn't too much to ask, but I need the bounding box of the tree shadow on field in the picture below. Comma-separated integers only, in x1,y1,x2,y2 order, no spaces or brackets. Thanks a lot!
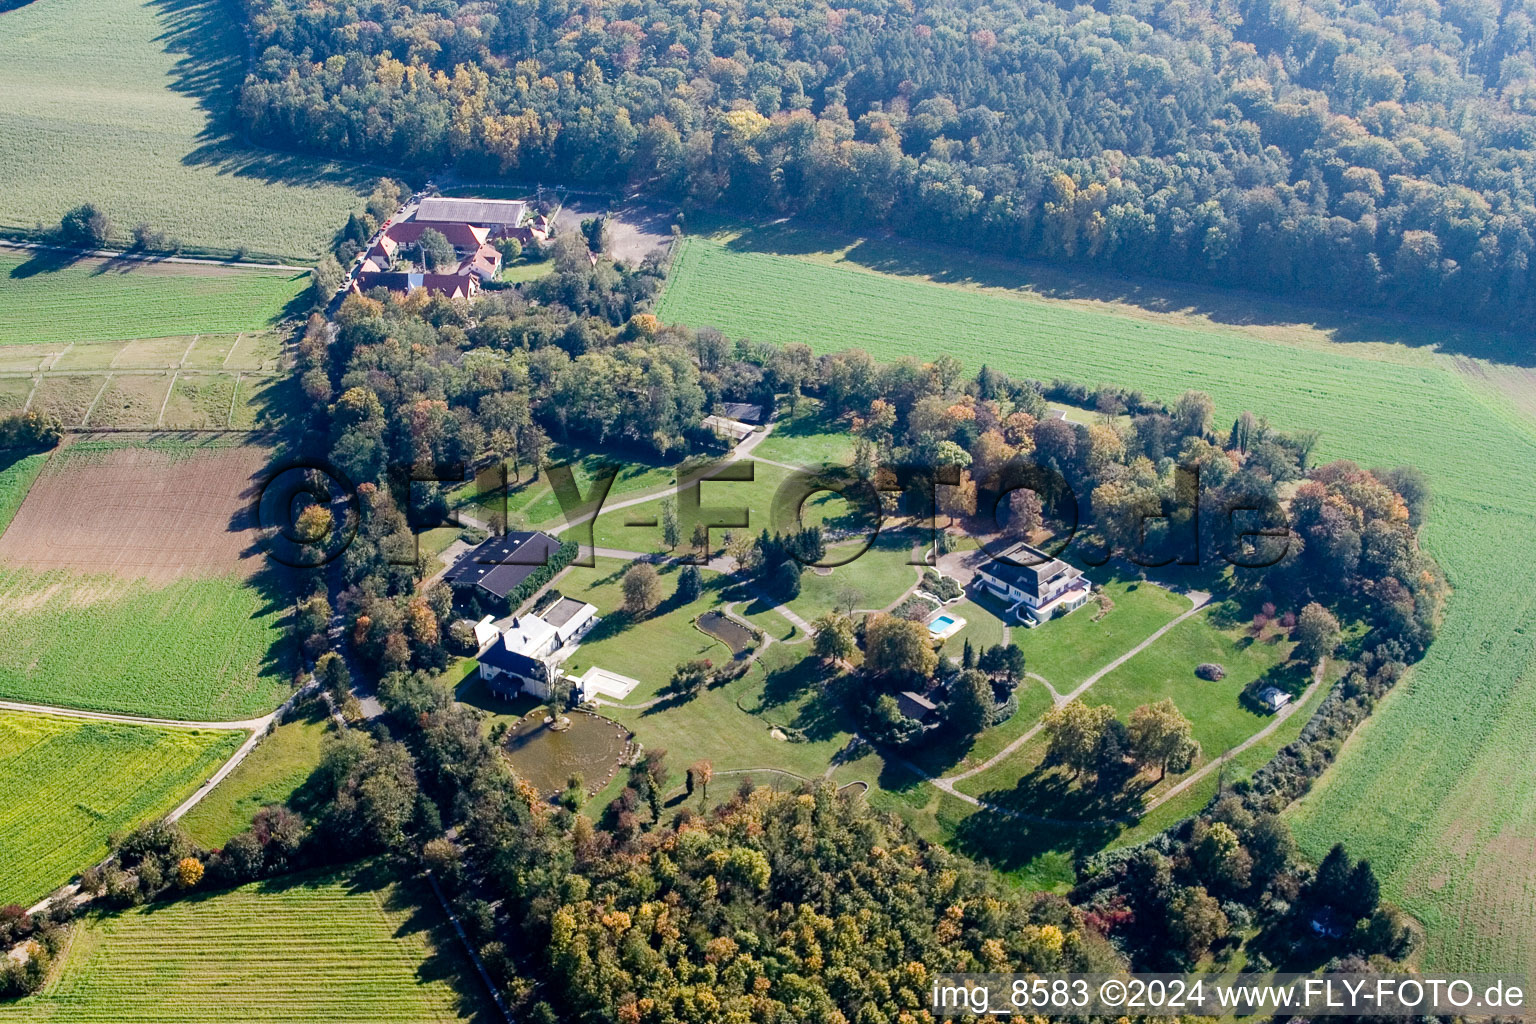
7,246,87,279
720,219,1536,366
147,0,382,191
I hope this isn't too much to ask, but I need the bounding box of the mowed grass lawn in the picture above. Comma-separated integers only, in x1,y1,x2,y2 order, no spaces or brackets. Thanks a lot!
1014,578,1192,689
603,637,855,788
0,0,369,261
0,712,241,906
660,225,1536,973
784,530,921,621
0,864,486,1023
554,559,735,699
178,703,334,848
0,254,307,346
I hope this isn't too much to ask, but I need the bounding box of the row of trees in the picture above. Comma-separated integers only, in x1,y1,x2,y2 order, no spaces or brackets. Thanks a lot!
241,0,1536,328
1042,698,1200,792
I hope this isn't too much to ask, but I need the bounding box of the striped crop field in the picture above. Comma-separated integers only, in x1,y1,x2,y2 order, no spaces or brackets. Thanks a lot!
0,712,241,906
659,228,1536,975
0,254,306,347
0,865,485,1022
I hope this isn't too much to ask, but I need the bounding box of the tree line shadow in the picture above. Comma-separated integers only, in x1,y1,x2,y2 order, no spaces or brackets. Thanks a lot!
721,220,1535,366
148,0,382,190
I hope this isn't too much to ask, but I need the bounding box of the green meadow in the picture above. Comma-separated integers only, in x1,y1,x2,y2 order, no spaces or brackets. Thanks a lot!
0,0,370,261
659,227,1536,973
0,253,306,346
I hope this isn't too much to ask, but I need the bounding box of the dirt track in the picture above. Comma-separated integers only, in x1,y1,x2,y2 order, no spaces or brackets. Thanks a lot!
0,437,270,582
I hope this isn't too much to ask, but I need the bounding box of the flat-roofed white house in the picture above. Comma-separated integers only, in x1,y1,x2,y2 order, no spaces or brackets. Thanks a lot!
974,542,1090,626
477,597,599,700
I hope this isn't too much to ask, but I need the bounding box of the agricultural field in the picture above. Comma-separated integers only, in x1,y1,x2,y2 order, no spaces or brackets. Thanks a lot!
0,254,307,345
0,0,370,261
177,704,333,848
0,712,241,906
659,223,1536,973
0,864,488,1023
0,438,294,719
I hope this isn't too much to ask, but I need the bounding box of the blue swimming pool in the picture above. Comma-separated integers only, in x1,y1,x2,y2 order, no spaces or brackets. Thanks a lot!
928,615,956,634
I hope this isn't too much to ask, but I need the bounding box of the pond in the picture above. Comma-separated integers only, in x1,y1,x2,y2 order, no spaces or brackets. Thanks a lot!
503,709,633,796
697,611,757,656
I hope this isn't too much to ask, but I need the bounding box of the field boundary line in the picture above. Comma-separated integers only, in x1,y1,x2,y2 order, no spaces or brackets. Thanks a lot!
423,869,516,1024
156,371,177,427
0,239,311,273
49,344,71,371
79,374,112,427
21,374,39,412
0,698,273,730
227,372,241,427
222,332,242,369
177,334,199,369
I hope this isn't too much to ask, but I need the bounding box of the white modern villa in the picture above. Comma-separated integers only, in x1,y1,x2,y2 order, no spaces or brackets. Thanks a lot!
477,596,599,699
973,542,1090,626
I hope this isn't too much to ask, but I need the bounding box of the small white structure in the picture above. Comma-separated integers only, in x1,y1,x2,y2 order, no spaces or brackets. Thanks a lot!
477,597,599,700
974,541,1090,626
570,666,641,701
1257,686,1292,712
702,414,754,443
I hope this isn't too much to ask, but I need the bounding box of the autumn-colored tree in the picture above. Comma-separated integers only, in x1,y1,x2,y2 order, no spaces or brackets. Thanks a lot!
405,599,439,647
863,613,938,682
295,503,334,543
176,857,204,889
939,469,978,526
687,759,713,807
1166,885,1228,962
1007,487,1044,539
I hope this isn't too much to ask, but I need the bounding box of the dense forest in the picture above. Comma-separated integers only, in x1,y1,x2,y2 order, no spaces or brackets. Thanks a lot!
239,0,1536,327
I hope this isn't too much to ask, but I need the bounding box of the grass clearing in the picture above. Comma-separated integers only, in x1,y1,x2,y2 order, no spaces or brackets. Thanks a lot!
784,530,921,621
0,863,488,1022
1014,577,1191,690
29,375,104,425
555,560,735,700
84,373,173,428
0,712,242,906
660,223,1536,972
0,0,370,261
177,704,334,848
0,255,307,345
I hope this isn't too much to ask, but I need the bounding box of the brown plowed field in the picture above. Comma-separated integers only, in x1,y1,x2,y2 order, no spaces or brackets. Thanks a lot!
0,437,268,582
